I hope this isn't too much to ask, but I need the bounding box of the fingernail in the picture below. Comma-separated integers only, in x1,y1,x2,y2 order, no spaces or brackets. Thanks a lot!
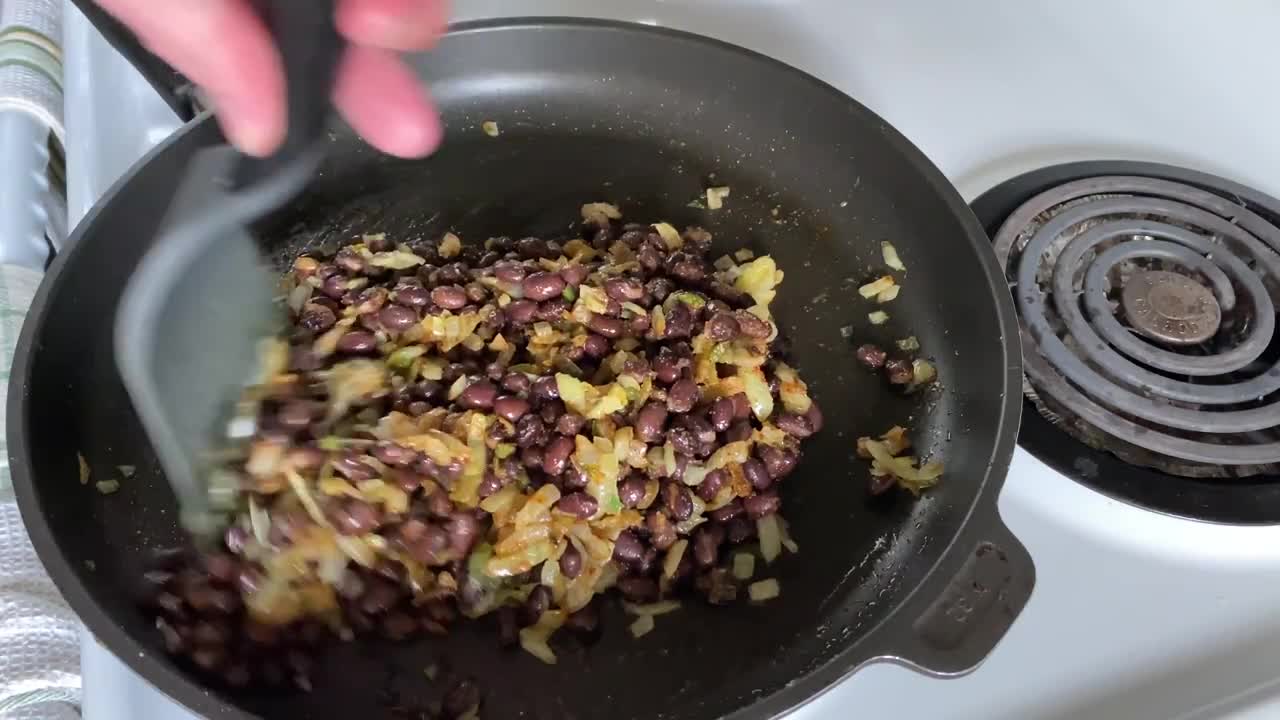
214,95,282,157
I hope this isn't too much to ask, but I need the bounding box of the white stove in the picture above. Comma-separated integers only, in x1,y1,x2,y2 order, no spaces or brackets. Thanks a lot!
65,1,1280,718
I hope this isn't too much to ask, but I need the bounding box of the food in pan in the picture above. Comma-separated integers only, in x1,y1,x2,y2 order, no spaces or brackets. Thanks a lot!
142,205,824,700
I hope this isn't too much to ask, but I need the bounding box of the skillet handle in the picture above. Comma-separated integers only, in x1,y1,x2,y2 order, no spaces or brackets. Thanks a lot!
232,0,345,189
882,499,1036,675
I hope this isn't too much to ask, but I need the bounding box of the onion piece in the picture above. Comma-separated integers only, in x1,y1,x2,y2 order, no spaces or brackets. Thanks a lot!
95,479,120,495
285,468,329,527
758,514,782,563
629,614,655,638
740,367,775,421
868,310,889,325
910,359,937,387
77,453,90,485
652,222,683,250
438,233,462,258
624,600,682,616
773,362,812,415
734,256,779,307
897,336,920,352
858,275,896,299
519,609,566,664
662,540,688,579
706,186,731,210
881,241,906,272
732,552,756,580
248,496,271,546
582,202,622,227
748,578,781,602
875,284,901,304
369,249,426,269
482,120,499,137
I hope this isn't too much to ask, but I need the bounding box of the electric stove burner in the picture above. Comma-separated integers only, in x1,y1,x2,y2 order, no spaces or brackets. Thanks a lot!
991,174,1280,478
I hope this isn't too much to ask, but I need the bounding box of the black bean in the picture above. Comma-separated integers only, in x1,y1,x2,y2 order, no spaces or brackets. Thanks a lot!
629,311,651,336
693,524,725,567
540,400,565,424
560,264,590,286
493,395,531,422
381,611,418,641
638,245,662,272
604,277,644,302
666,426,699,457
506,299,537,324
236,566,264,596
465,284,488,304
665,302,694,338
494,262,526,284
533,298,568,322
514,415,550,448
298,304,337,333
646,509,678,550
357,311,381,332
378,304,418,332
330,499,382,535
289,346,321,372
437,262,469,285
663,482,694,521
501,372,531,394
333,454,377,481
885,358,913,385
805,401,825,433
726,517,756,544
477,473,504,499
671,258,706,283
667,379,699,413
742,458,771,491
320,273,348,299
581,313,620,338
457,380,498,410
555,412,586,436
559,544,583,578
619,475,648,508
652,353,683,385
445,680,482,718
613,530,645,564
404,524,450,566
555,491,599,518
336,331,378,354
734,311,772,339
372,442,416,467
497,606,519,647
706,397,735,433
722,421,751,444
708,499,743,522
565,603,599,633
760,446,798,479
447,512,480,556
869,473,897,496
575,334,607,359
394,285,432,308
192,619,231,646
617,576,659,603
694,469,726,503
704,312,740,342
775,413,814,438
542,436,574,476
517,237,549,259
743,492,781,519
354,287,388,315
185,583,239,614
531,375,560,402
634,402,668,443
730,392,752,420
155,617,185,653
335,247,365,273
520,446,544,470
191,647,226,672
522,272,566,301
646,277,674,302
856,344,887,369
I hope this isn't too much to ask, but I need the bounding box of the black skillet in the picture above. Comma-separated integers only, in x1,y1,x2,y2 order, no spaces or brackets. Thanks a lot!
11,15,1033,720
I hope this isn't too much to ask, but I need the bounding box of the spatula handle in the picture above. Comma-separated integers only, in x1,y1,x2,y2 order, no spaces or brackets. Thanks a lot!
233,0,344,189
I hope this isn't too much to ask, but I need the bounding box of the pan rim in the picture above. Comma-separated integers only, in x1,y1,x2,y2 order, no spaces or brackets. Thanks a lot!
9,16,1024,720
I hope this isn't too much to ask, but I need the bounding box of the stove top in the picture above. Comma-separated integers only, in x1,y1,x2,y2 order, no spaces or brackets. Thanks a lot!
64,1,1280,719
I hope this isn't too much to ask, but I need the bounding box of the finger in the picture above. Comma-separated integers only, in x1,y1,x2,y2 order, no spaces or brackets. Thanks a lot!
96,0,285,156
333,44,442,158
335,0,449,51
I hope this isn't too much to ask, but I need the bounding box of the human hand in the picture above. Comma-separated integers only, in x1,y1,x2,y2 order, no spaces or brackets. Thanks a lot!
96,0,447,158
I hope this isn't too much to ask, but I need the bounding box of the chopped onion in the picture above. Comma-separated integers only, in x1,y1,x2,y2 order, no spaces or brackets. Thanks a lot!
629,614,655,638
248,495,271,546
748,578,781,602
77,453,90,485
651,222,683,250
438,233,462,258
881,241,906,272
447,375,469,401
733,248,755,262
858,275,896,299
868,310,889,325
740,367,775,421
911,359,937,386
732,552,756,580
482,120,499,137
582,202,622,227
369,249,426,269
897,336,920,352
624,600,681,616
734,256,779,307
773,362,812,415
519,609,566,664
706,186,731,210
876,284,901,304
335,534,377,567
285,468,329,526
95,479,120,495
662,540,688,579
287,283,312,313
758,514,782,563
778,516,799,554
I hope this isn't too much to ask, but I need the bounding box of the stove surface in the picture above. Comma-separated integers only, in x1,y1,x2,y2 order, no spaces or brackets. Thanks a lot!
66,1,1280,719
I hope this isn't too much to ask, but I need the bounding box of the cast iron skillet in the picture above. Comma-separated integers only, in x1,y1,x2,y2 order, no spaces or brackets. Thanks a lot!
11,17,1033,720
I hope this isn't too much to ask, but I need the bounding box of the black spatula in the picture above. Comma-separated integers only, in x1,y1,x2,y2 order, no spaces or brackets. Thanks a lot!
115,1,344,539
